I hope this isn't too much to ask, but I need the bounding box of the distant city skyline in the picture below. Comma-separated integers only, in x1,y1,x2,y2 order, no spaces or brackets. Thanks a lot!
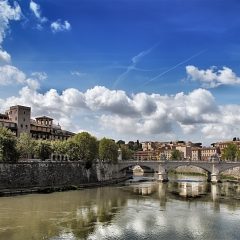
1,0,240,144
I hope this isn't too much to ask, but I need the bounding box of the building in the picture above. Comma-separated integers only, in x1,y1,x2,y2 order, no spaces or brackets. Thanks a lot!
212,140,240,154
158,145,173,160
201,147,220,161
134,150,159,161
176,145,192,159
1,105,74,140
191,147,201,161
0,113,17,135
141,141,156,151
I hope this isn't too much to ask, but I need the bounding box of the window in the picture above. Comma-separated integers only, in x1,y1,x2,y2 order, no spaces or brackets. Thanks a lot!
15,117,17,121
21,124,23,128
23,118,25,122
26,125,28,129
24,111,25,114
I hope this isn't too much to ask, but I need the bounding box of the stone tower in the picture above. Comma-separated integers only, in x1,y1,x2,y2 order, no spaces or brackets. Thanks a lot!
7,105,31,136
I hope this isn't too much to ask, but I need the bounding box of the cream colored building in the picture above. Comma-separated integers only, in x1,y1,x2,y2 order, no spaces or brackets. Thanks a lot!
201,147,220,161
191,147,201,161
176,145,192,159
142,141,156,151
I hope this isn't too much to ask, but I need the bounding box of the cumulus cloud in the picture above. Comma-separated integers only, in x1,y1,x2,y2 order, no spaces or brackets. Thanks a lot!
0,49,11,63
29,0,47,27
1,78,239,141
31,71,47,81
0,0,21,44
0,65,40,89
51,19,71,33
201,124,238,139
171,88,217,125
186,65,240,88
0,0,21,62
1,61,240,141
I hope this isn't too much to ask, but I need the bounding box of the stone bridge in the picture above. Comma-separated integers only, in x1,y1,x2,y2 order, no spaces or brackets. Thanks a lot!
118,160,240,183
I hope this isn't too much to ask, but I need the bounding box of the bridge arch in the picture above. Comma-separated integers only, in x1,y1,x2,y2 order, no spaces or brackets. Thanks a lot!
218,163,240,174
165,163,212,174
118,163,158,173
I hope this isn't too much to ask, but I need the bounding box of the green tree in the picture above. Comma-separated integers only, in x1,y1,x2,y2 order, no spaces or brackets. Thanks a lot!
51,140,68,160
0,127,18,162
16,133,35,160
68,132,98,168
221,143,240,161
51,140,67,155
121,145,134,160
116,140,125,146
99,137,118,163
127,141,135,150
171,149,182,160
34,140,53,161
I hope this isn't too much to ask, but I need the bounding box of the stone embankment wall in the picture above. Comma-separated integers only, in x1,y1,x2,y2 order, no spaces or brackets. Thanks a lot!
0,161,124,190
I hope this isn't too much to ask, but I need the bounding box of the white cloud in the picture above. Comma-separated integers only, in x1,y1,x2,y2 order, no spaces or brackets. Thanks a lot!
29,0,47,24
0,65,25,85
186,65,240,88
1,64,240,142
0,0,21,63
51,19,71,33
0,49,11,63
201,124,238,139
31,71,47,81
0,65,40,89
0,0,21,44
71,71,87,77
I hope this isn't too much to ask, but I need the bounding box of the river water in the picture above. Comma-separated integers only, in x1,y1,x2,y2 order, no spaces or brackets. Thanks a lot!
0,175,240,240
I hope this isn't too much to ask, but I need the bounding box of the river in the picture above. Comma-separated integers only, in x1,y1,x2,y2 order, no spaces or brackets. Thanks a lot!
0,174,240,240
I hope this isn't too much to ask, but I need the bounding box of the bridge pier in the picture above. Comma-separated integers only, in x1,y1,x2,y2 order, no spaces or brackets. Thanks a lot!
158,172,168,182
211,164,221,183
211,173,220,183
158,165,168,182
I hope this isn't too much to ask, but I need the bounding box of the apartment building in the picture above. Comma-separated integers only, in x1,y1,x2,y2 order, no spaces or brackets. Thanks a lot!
201,147,220,161
176,145,192,159
1,105,74,140
141,141,156,151
191,147,201,161
134,150,155,161
213,140,240,153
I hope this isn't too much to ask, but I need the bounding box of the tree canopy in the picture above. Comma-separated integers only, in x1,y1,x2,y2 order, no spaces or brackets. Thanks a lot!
68,132,98,168
0,127,18,162
34,140,53,161
221,143,240,161
99,138,118,163
17,133,35,159
121,145,134,160
171,149,182,160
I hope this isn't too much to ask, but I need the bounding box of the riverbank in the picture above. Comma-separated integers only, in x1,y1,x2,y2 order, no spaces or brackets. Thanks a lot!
0,161,128,197
0,176,130,197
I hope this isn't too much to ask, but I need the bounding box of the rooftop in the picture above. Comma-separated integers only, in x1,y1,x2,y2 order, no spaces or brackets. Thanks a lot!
35,116,53,120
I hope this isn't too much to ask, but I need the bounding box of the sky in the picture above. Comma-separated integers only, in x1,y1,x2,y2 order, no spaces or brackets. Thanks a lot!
1,0,240,145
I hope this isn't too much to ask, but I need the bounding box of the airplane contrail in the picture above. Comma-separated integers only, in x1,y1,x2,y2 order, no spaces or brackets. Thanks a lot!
142,49,206,87
113,43,159,88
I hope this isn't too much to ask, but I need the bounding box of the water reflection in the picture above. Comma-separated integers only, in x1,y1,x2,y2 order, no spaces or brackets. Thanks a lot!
0,176,240,240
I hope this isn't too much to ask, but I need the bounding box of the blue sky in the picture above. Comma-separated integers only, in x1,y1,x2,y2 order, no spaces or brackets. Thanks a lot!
1,0,240,145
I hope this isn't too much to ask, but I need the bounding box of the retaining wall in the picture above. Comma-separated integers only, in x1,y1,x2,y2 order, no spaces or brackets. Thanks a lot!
0,161,123,190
